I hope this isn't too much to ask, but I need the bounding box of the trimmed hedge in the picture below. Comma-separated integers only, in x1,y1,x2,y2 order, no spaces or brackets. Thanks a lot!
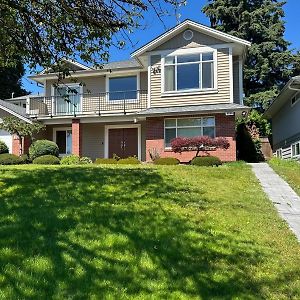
94,158,117,164
154,157,180,165
61,155,80,165
19,154,31,164
33,155,60,165
0,153,21,165
0,141,9,154
80,157,92,164
191,156,222,167
117,157,141,165
29,140,59,160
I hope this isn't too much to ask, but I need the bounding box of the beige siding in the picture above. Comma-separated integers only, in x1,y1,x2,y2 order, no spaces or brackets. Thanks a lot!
150,48,231,107
155,29,226,51
140,72,148,90
233,57,240,104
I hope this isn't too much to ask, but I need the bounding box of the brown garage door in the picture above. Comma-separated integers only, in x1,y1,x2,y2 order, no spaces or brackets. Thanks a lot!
108,128,138,158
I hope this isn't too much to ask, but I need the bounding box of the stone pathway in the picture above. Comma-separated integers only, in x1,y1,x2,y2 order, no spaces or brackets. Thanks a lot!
250,162,300,241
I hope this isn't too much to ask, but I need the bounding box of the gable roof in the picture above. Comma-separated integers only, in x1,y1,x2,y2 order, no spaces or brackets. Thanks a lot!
264,76,300,118
131,19,251,58
0,99,32,123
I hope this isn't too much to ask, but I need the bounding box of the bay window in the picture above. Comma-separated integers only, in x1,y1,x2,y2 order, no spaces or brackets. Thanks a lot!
164,52,215,92
164,117,215,148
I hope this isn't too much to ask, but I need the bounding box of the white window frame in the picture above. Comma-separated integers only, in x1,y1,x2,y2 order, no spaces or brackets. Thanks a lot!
275,148,282,159
291,141,300,158
291,92,300,107
51,83,83,115
164,116,216,149
53,127,72,156
161,47,218,95
105,72,140,104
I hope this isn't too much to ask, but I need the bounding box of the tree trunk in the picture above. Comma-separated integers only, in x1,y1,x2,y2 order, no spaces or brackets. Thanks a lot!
18,136,23,156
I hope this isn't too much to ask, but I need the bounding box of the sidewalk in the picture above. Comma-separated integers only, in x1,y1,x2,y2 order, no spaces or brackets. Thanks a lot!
250,162,300,241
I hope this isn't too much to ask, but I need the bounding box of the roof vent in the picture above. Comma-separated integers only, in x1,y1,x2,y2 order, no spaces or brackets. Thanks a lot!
183,30,194,41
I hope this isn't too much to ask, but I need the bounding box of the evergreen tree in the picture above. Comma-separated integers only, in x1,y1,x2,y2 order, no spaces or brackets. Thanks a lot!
203,0,300,111
0,61,27,99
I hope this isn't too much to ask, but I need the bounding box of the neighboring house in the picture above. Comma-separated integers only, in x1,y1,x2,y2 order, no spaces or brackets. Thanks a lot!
0,19,251,162
265,76,300,160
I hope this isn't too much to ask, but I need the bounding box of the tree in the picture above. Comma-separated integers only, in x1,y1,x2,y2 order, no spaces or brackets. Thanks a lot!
171,136,230,157
0,0,185,73
0,117,45,155
0,60,28,99
202,0,300,111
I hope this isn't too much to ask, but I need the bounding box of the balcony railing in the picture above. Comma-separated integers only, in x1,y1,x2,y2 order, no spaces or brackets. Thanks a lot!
28,90,148,117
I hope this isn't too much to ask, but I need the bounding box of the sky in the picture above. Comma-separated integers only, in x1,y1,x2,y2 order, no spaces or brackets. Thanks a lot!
23,0,300,95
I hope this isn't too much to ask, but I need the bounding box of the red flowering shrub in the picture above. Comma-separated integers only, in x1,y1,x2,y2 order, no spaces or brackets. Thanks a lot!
171,136,230,156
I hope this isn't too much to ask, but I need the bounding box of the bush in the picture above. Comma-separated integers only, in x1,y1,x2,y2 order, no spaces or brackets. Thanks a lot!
154,157,180,165
29,139,59,160
33,155,60,165
61,154,80,165
80,157,92,164
191,156,222,167
19,154,31,164
117,157,141,165
0,153,21,165
94,158,117,164
0,141,9,154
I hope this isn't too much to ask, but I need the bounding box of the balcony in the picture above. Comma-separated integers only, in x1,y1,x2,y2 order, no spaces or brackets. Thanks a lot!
27,90,148,117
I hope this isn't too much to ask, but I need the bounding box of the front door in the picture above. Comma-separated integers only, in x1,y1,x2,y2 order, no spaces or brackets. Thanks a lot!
108,128,138,158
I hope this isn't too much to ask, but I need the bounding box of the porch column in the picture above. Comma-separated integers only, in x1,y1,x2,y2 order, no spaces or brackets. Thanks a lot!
72,119,82,156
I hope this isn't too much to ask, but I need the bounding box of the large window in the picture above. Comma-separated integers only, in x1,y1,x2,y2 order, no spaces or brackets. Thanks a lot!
54,84,81,114
109,75,137,101
292,141,300,158
164,117,215,148
55,129,72,155
164,52,215,92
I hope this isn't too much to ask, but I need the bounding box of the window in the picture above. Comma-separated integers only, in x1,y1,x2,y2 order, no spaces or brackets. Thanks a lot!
292,141,300,158
276,148,282,158
291,93,300,106
54,85,81,114
164,52,215,92
164,117,215,148
109,75,137,101
55,129,72,155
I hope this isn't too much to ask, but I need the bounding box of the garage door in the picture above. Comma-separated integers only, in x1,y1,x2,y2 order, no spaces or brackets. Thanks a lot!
0,130,12,153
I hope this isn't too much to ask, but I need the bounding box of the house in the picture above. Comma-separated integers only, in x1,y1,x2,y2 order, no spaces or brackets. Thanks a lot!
0,19,251,162
264,76,300,160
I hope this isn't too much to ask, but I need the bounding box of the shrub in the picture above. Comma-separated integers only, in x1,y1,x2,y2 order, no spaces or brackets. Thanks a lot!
29,140,59,160
191,156,222,167
154,157,180,165
61,155,80,165
80,157,92,164
0,141,9,154
19,154,31,164
33,155,60,165
117,157,141,165
0,153,21,165
94,158,117,164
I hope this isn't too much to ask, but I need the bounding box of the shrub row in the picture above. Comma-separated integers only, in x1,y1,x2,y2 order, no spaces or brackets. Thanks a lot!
94,157,141,165
0,141,9,154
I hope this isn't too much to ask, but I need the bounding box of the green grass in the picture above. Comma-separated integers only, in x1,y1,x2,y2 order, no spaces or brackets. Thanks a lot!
269,158,300,196
0,163,300,299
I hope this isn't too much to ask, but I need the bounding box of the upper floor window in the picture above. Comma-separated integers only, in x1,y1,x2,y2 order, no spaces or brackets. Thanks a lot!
109,75,137,101
164,52,215,92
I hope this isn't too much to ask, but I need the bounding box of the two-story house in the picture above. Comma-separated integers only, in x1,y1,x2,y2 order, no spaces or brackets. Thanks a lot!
0,20,250,162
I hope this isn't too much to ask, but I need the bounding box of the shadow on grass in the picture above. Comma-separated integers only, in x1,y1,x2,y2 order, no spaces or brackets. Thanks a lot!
0,166,286,298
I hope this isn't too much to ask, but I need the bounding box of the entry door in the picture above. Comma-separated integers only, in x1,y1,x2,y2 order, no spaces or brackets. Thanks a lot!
108,128,138,158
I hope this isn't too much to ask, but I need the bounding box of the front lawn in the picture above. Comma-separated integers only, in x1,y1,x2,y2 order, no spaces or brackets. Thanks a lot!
269,158,300,196
0,163,299,299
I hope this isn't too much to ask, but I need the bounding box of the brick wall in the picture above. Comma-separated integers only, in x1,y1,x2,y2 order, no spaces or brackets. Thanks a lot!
146,113,236,162
72,119,82,156
12,135,31,156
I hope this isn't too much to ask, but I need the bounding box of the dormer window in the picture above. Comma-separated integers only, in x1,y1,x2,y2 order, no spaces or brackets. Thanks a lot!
164,51,215,93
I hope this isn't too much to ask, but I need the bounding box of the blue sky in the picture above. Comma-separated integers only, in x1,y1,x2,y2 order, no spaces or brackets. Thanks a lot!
23,0,300,94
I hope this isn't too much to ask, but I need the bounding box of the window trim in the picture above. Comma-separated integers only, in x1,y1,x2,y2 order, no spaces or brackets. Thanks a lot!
161,47,218,95
291,141,300,158
291,92,300,107
53,127,72,156
51,83,83,114
105,72,140,103
276,148,282,159
164,116,216,149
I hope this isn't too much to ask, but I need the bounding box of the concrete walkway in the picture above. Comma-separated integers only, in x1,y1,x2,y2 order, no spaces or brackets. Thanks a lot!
250,163,300,241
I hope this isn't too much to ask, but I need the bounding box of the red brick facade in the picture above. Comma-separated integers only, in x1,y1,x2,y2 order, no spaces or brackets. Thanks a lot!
145,113,236,162
72,119,82,156
12,135,31,156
